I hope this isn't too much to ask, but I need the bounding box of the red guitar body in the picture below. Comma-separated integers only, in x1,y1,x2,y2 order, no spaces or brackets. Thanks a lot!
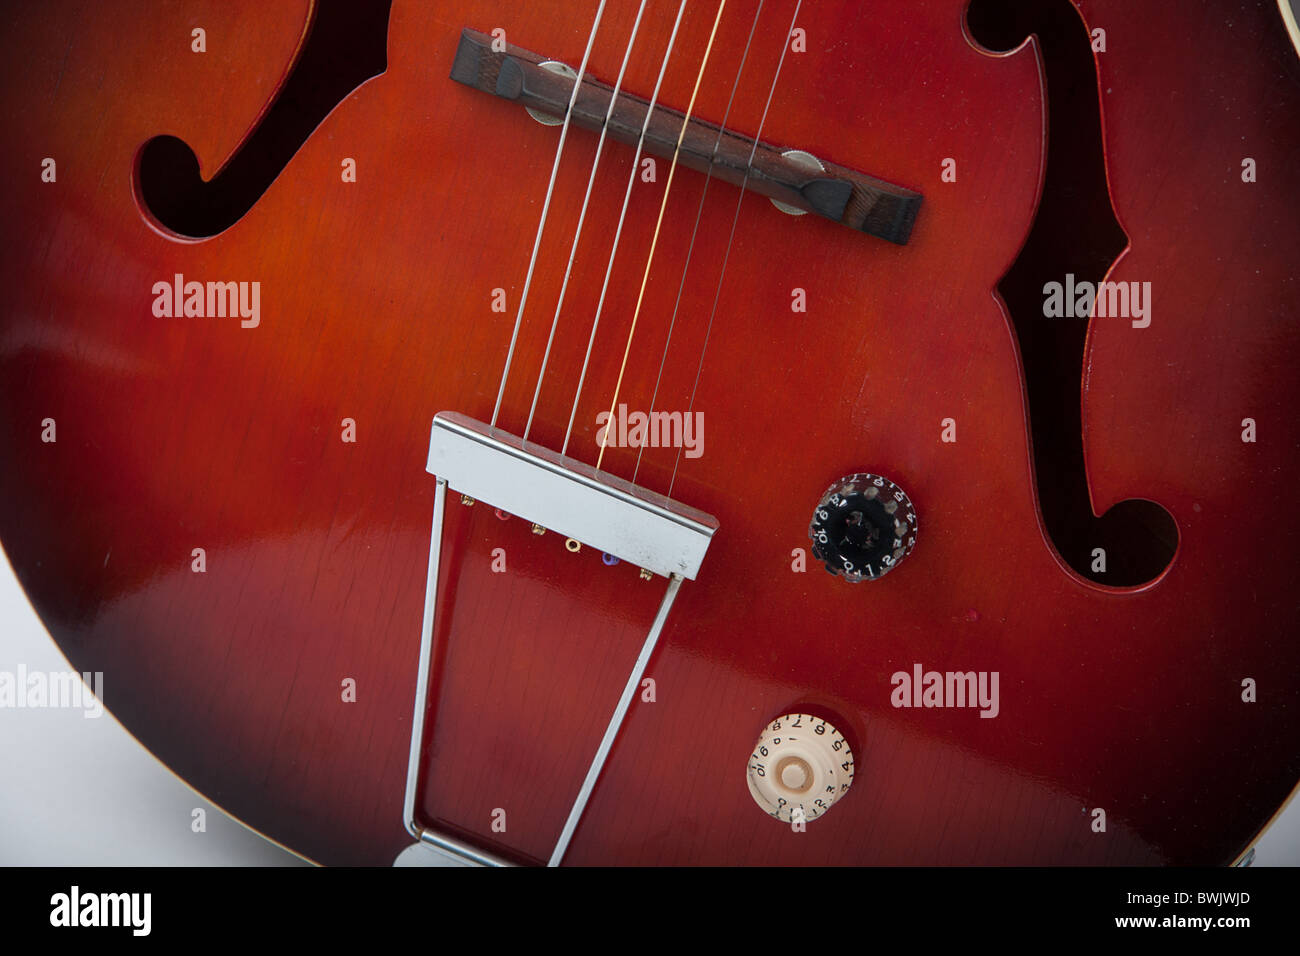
1,0,1296,865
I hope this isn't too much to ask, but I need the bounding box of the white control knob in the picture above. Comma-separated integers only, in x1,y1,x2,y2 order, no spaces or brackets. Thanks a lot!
746,713,855,822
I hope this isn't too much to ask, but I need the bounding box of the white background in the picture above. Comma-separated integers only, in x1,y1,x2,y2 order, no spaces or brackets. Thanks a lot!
0,542,305,866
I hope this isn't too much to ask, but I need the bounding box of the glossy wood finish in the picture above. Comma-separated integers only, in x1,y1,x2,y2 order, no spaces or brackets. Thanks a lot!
448,27,923,243
0,0,1296,865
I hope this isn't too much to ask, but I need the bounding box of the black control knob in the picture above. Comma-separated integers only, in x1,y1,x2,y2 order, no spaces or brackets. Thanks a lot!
808,473,917,581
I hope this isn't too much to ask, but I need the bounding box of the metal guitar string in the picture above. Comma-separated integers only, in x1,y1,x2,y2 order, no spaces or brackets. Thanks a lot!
595,0,730,471
523,1,649,444
561,1,689,457
550,3,728,869
668,0,803,497
489,1,607,430
633,0,767,485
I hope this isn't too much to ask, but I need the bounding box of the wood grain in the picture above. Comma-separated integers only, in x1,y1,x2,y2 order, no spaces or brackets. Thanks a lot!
0,0,1295,866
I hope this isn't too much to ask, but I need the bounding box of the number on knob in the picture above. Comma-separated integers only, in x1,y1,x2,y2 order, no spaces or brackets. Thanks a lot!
747,713,855,822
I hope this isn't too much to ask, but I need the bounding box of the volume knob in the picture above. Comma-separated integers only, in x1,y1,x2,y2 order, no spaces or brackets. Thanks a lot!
747,713,855,822
808,473,917,581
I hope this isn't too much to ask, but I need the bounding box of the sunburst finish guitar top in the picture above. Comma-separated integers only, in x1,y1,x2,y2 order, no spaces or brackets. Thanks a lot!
0,0,1296,866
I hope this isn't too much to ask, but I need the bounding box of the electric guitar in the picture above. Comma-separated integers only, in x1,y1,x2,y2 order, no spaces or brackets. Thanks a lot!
0,0,1296,866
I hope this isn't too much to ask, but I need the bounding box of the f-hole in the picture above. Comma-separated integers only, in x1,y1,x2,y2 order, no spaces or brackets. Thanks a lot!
966,0,1178,587
135,0,392,239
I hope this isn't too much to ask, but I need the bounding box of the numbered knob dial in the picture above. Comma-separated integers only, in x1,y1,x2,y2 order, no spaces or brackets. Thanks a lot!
746,713,855,823
808,473,917,581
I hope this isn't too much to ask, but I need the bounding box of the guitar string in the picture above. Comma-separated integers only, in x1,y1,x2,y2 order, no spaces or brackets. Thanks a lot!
522,0,649,444
632,0,767,485
561,1,689,458
595,0,729,472
489,1,607,430
668,0,802,497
